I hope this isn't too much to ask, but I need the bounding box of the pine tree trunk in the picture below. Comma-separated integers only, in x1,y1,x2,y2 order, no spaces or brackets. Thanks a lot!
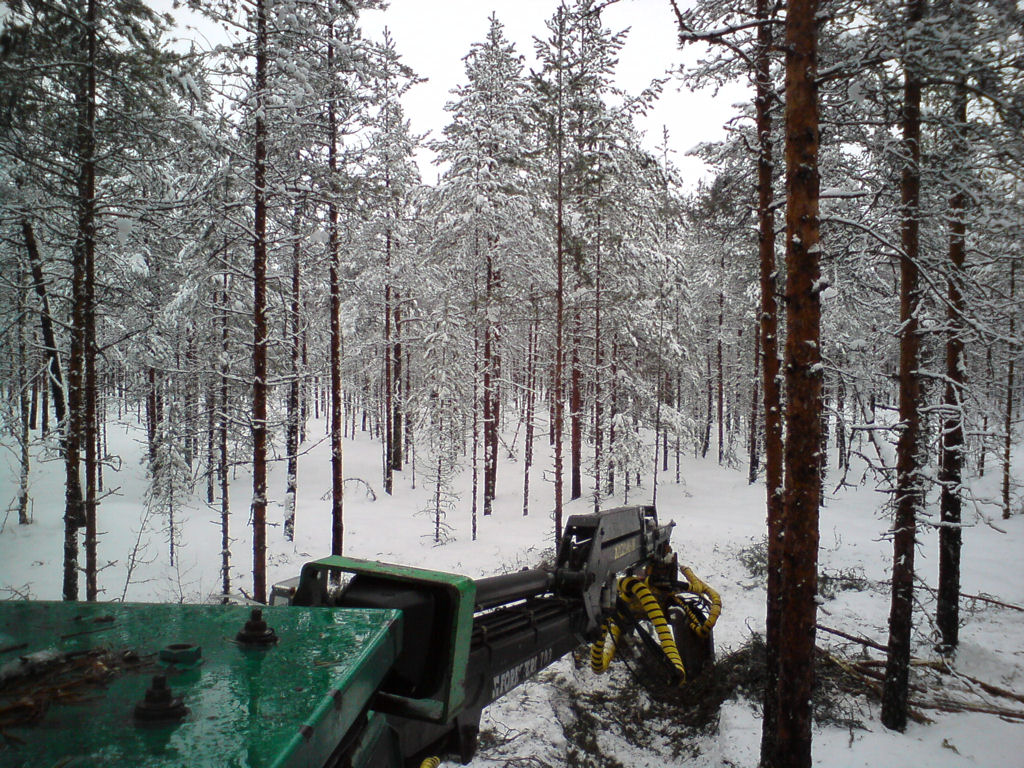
662,373,670,473
65,226,85,603
523,314,537,517
327,44,344,558
675,368,682,483
41,370,49,436
774,0,821,764
405,348,414,489
882,0,926,731
384,227,394,495
393,298,403,472
754,0,784,753
483,236,499,515
1002,259,1016,520
607,337,618,496
220,276,231,597
206,384,216,504
570,316,582,501
434,452,443,544
553,22,566,545
717,259,725,465
250,0,269,604
79,0,100,602
836,378,847,470
937,81,968,651
17,268,31,525
483,317,496,516
652,367,663,507
146,368,158,462
285,207,301,542
594,225,603,512
701,354,712,458
980,348,992,476
29,372,39,432
472,331,480,540
748,322,760,486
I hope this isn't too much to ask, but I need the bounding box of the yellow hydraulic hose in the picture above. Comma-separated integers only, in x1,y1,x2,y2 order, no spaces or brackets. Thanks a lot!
678,566,722,638
619,576,686,683
419,758,441,768
590,616,622,673
589,569,720,684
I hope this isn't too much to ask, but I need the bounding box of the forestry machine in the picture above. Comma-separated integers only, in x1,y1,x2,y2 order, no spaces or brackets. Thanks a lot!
0,505,720,768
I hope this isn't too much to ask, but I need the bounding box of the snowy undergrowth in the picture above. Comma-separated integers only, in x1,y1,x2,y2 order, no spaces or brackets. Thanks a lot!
1,416,1023,766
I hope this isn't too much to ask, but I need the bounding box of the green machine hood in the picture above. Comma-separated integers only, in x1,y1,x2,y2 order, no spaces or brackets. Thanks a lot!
0,601,401,768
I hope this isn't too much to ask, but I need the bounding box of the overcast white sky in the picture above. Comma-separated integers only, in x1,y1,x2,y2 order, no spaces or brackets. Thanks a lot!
359,0,746,184
159,0,746,186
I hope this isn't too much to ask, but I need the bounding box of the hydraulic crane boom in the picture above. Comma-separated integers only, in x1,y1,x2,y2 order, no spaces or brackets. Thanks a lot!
0,506,719,768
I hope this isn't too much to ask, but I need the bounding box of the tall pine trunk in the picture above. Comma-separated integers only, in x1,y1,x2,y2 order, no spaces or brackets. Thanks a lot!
383,227,394,495
772,0,821,764
523,313,537,517
717,256,725,465
593,252,603,512
882,0,926,731
552,14,566,545
327,39,344,557
219,276,231,597
937,81,967,651
80,0,100,602
1002,260,1016,520
23,221,75,518
754,1,784,750
392,297,403,472
250,0,269,603
285,207,301,542
570,316,582,500
748,323,760,486
17,267,31,525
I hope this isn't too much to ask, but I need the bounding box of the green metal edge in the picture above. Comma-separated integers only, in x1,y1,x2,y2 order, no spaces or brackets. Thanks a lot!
304,556,476,721
269,608,403,768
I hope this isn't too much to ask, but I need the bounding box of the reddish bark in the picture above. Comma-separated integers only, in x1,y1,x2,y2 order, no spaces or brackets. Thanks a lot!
775,0,821,764
937,82,967,651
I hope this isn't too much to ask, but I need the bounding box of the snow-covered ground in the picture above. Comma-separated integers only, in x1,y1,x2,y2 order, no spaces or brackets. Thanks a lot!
1,416,1022,766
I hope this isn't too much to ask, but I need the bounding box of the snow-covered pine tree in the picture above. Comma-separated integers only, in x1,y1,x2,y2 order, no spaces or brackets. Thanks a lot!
432,14,536,519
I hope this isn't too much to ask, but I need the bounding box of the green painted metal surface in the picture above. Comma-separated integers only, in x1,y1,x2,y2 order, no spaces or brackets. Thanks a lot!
0,601,401,768
301,557,475,722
